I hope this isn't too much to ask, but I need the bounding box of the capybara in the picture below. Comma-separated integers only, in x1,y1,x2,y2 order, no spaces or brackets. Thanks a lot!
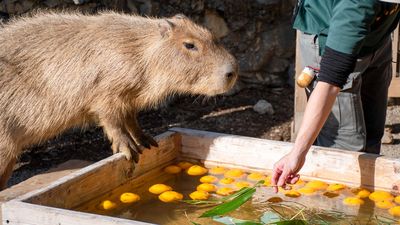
0,12,238,189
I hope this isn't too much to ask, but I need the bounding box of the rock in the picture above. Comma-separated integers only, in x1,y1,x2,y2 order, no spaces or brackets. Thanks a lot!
44,0,60,8
203,9,229,39
72,0,89,5
253,99,274,115
126,0,139,13
256,0,280,5
382,128,394,144
265,57,290,73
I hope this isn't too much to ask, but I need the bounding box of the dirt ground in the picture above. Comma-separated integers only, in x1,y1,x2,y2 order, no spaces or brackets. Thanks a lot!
7,84,400,187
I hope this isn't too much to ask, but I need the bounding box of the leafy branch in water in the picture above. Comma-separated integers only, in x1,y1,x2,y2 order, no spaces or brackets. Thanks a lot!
183,180,308,225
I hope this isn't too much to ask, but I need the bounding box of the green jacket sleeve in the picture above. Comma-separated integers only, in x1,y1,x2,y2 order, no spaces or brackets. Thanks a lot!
326,0,379,55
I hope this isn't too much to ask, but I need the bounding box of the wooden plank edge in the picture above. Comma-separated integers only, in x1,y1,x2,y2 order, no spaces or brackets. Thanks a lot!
2,201,154,225
171,127,400,191
16,131,179,205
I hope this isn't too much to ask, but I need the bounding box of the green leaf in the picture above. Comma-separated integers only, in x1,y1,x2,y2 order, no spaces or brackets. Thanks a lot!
260,212,281,224
213,216,263,225
181,199,221,205
271,220,307,225
191,221,202,225
200,188,256,218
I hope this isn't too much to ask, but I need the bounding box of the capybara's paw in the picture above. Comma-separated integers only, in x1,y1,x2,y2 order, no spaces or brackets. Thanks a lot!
111,135,141,163
133,133,158,149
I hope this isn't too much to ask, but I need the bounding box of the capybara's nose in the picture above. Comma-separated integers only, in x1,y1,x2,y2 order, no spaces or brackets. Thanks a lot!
226,72,235,79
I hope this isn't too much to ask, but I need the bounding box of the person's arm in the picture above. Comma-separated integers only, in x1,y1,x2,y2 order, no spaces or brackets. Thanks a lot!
271,82,340,192
271,0,378,192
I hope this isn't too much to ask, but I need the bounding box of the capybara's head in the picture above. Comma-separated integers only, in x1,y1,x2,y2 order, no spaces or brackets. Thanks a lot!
149,14,238,96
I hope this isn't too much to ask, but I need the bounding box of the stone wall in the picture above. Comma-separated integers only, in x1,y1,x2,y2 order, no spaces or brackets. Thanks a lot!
0,0,296,89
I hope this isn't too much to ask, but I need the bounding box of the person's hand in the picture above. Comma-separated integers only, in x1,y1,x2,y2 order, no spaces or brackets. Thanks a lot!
271,150,306,193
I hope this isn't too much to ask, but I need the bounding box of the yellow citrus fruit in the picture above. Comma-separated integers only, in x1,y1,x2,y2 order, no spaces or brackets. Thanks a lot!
305,180,328,190
234,181,251,189
297,187,316,195
327,183,346,192
219,177,235,185
389,206,400,217
352,188,371,199
247,172,266,181
224,169,245,178
285,190,301,198
100,200,117,210
263,178,272,186
197,183,217,192
187,165,208,176
163,165,182,174
376,200,395,209
119,192,140,203
200,175,218,183
343,197,364,206
177,161,194,170
209,166,228,174
395,196,400,204
149,184,172,195
293,179,305,186
158,191,183,203
189,190,210,200
216,187,235,196
369,191,394,202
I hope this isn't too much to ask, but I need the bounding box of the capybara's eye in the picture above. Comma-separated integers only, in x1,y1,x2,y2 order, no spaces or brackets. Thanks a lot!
183,42,197,51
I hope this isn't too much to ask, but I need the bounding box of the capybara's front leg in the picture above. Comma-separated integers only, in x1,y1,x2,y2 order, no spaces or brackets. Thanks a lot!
125,112,158,149
99,116,142,163
0,144,18,190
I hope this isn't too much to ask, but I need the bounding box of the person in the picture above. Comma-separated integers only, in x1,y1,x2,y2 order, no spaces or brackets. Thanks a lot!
271,0,400,191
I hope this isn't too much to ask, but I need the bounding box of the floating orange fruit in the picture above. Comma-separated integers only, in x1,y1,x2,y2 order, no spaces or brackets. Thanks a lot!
187,165,208,176
285,190,301,198
343,197,364,206
305,180,328,190
247,172,266,181
200,175,218,183
395,196,400,204
219,177,235,185
234,181,251,189
163,165,182,174
375,200,395,209
189,190,210,200
100,200,117,210
119,193,140,203
369,191,394,202
216,187,235,196
224,169,244,178
197,183,217,192
158,191,183,203
297,187,316,195
352,188,371,199
293,179,305,186
209,166,228,175
177,161,194,170
149,184,172,194
389,206,400,217
327,183,346,192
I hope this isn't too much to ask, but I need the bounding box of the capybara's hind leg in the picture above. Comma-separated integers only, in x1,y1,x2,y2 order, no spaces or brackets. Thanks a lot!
0,148,17,190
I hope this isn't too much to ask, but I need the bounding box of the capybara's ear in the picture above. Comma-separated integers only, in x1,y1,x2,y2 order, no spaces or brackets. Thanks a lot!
158,19,175,38
172,14,187,19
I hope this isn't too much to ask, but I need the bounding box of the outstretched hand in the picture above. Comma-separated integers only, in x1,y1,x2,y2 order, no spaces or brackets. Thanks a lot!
271,151,306,193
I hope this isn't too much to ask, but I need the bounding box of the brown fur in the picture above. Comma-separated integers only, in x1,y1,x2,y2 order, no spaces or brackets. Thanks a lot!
0,12,238,189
